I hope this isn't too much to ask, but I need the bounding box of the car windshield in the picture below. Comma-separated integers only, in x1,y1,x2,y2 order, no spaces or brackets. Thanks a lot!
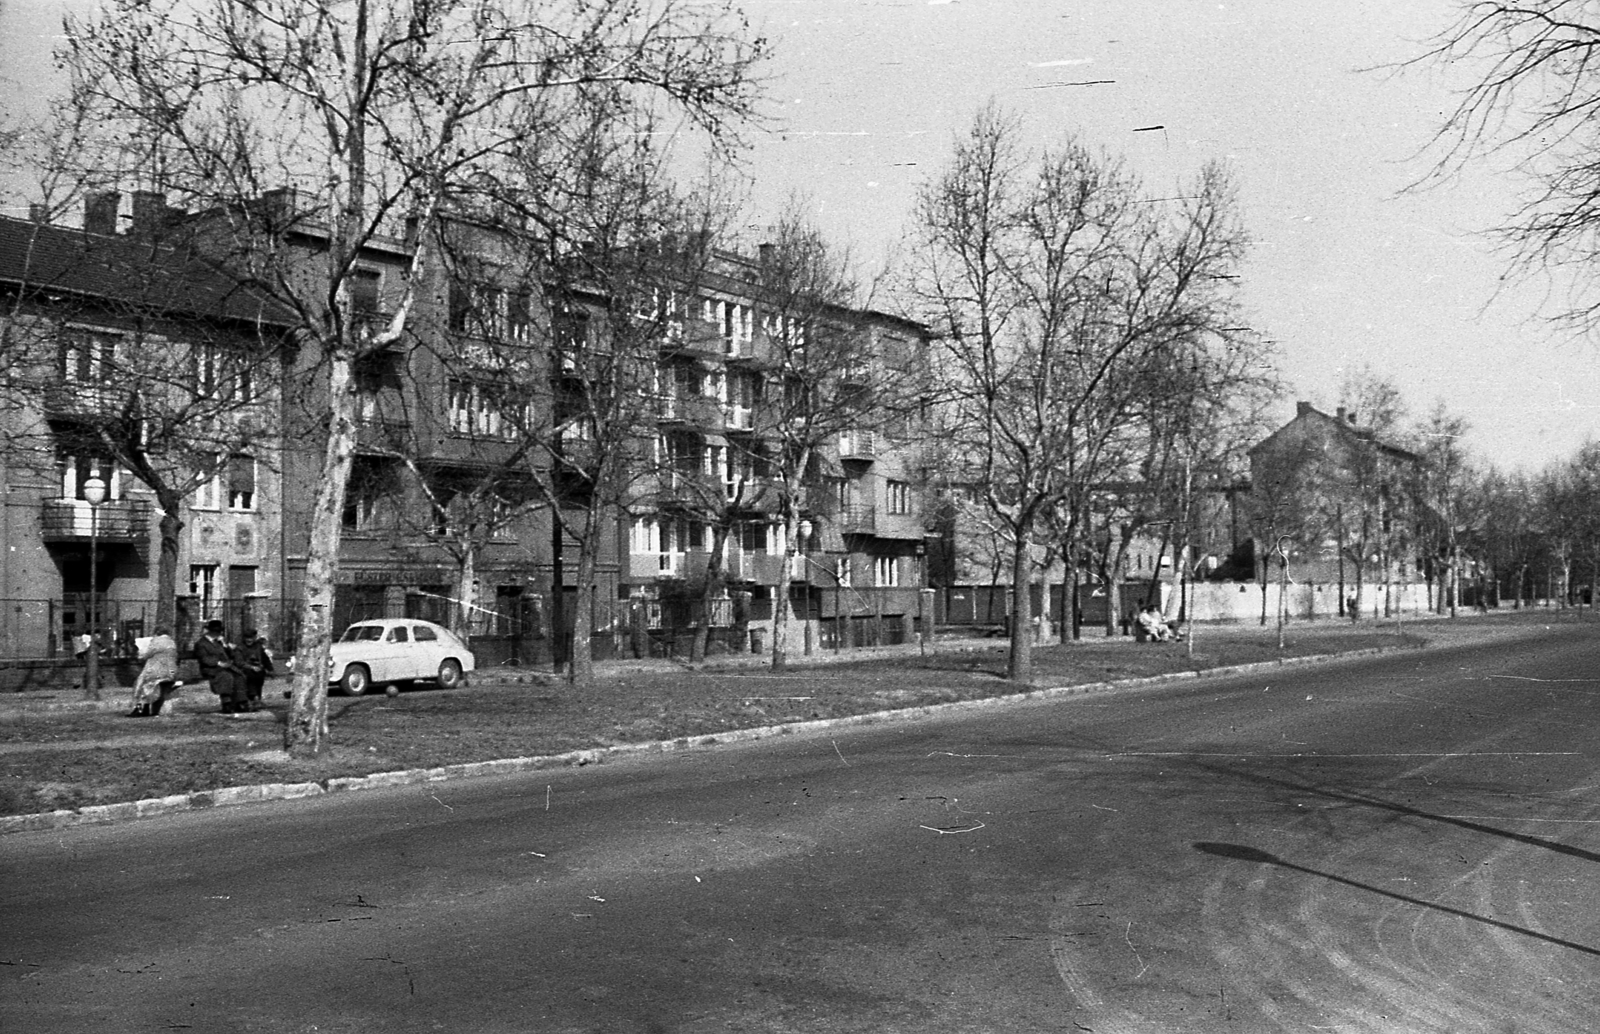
340,625,386,643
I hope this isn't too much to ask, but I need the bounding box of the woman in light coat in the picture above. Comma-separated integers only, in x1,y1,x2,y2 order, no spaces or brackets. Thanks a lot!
128,626,180,717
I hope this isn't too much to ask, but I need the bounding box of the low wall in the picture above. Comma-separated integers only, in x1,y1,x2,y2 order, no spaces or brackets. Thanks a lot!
1182,580,1436,623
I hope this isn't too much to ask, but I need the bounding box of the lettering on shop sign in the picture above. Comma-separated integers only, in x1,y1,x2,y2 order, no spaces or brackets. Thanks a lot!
338,569,446,585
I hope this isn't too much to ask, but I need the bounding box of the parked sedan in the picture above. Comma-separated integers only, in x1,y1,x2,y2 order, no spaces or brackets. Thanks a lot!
328,619,476,695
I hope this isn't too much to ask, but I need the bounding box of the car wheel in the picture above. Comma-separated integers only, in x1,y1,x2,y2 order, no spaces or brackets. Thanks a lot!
437,658,464,689
340,664,372,696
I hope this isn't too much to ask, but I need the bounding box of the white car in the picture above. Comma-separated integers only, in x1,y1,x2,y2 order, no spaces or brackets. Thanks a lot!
328,619,476,695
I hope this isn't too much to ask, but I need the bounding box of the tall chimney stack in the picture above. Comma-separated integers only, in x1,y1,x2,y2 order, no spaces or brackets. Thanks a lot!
83,191,120,235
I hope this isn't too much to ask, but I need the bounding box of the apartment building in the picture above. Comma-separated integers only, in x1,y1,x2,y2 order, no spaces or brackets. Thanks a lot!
0,201,292,667
619,247,933,654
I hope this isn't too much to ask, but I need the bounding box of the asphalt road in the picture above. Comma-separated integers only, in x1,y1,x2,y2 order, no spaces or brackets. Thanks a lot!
4,626,1598,1033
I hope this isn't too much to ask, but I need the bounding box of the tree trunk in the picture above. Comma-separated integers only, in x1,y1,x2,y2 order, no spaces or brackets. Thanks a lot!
284,351,357,757
1061,538,1079,644
692,522,732,663
1007,537,1032,682
454,542,478,638
568,508,600,687
771,510,797,671
153,494,184,632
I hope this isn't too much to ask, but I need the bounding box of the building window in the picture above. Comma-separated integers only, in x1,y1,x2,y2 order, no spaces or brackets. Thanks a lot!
829,476,850,511
704,298,754,354
343,459,393,531
351,269,381,312
227,454,257,511
738,521,770,554
190,564,218,615
58,453,123,501
887,480,910,515
191,343,259,404
875,556,900,587
448,281,530,343
59,326,119,385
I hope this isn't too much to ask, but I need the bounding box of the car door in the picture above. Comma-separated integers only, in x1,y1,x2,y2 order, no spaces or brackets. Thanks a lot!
409,624,443,677
374,625,410,682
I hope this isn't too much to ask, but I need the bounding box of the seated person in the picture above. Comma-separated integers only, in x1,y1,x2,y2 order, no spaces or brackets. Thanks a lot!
1136,605,1175,642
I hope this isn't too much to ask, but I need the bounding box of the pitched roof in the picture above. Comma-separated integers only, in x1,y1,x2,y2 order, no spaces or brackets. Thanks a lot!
0,215,294,328
1248,402,1418,464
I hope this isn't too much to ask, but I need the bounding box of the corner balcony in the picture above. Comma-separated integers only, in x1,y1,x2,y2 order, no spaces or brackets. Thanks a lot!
40,498,153,543
837,430,877,461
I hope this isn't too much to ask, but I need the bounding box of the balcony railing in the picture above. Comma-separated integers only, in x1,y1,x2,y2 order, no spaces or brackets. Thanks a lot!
40,498,153,543
43,382,130,417
657,394,722,426
838,430,877,460
837,504,877,534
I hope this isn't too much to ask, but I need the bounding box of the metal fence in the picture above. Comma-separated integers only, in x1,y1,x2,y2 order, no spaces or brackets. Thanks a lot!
0,595,305,663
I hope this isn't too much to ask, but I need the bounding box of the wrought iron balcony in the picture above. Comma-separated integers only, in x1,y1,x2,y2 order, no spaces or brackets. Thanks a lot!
40,498,153,543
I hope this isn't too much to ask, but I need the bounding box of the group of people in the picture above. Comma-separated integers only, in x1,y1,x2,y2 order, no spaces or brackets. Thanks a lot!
1135,605,1182,643
126,619,275,718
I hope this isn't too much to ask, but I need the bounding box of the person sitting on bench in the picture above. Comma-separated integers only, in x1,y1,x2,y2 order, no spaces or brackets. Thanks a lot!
1136,605,1176,643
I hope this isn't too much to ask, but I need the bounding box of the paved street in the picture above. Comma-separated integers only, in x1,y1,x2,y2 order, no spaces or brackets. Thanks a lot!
4,625,1598,1032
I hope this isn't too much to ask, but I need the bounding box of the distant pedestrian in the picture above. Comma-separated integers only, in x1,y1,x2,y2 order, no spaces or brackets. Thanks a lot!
237,629,274,711
193,620,246,715
127,626,179,718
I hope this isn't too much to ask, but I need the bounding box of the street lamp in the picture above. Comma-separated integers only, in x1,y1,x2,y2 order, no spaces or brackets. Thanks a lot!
796,519,814,656
1275,534,1292,652
83,475,107,701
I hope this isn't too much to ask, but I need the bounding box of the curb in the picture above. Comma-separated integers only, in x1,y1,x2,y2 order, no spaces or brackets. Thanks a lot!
0,641,1420,837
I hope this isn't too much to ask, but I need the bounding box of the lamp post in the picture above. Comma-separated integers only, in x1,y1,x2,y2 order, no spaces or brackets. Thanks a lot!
1275,534,1292,652
797,519,813,656
83,475,107,700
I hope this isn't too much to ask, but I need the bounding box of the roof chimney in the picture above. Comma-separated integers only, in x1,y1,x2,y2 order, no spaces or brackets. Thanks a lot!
83,191,120,236
1296,401,1312,418
758,242,774,267
1335,405,1346,422
28,203,49,224
130,190,169,235
1346,410,1357,425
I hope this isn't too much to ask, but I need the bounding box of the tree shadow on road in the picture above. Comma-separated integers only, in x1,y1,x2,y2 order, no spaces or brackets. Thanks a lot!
1193,839,1600,957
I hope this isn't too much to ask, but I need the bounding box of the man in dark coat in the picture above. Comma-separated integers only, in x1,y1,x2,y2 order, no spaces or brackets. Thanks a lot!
236,629,275,711
193,620,245,714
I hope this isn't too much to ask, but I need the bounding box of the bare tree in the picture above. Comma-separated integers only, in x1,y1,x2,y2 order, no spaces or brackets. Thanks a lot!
1420,2,1600,333
1411,401,1473,615
909,105,1251,680
50,0,764,753
751,207,921,671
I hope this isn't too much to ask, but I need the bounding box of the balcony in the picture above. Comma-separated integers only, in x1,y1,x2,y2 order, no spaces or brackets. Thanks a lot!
837,504,877,535
40,498,153,543
658,322,723,360
656,469,723,504
43,381,131,417
838,430,877,461
656,393,722,427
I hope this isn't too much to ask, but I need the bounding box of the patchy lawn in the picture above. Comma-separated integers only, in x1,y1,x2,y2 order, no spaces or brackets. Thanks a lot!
0,614,1555,817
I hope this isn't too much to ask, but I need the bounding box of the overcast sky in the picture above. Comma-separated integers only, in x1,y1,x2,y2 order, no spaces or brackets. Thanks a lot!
3,0,1594,472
